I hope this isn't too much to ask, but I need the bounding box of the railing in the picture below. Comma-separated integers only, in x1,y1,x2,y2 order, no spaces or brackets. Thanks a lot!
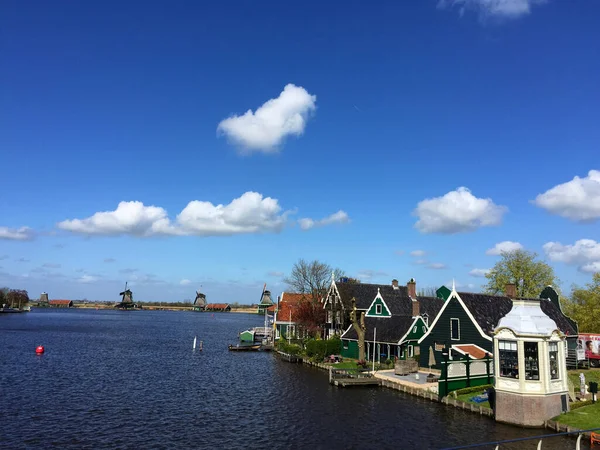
441,427,600,450
329,368,372,381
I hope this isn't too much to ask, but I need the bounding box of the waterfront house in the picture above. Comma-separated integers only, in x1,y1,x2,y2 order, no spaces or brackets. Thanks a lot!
205,303,231,312
417,283,578,370
273,292,306,340
49,299,73,308
338,279,444,362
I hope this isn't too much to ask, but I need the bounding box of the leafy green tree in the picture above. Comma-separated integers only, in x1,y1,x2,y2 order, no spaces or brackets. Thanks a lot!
484,249,558,298
563,273,600,333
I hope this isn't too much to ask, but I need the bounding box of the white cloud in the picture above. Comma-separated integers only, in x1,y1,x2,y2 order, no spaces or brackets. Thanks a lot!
180,279,192,286
414,187,507,234
58,192,291,237
533,170,600,222
427,263,447,270
217,84,317,153
486,241,523,256
581,262,600,274
0,226,34,241
437,0,546,19
357,269,388,281
268,271,284,278
77,275,99,284
543,239,600,273
410,250,427,257
469,268,490,277
298,210,350,231
414,259,428,265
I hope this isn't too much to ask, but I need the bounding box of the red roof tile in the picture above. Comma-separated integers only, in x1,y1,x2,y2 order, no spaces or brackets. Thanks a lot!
205,303,230,309
276,293,309,323
49,300,72,305
452,344,491,359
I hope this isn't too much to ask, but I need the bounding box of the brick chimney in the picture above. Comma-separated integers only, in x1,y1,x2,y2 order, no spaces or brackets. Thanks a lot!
412,298,420,317
391,279,399,290
407,278,416,299
505,283,517,299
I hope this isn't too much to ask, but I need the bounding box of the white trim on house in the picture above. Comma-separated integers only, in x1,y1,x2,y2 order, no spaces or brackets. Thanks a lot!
417,289,493,344
365,289,392,318
340,323,354,340
450,318,461,340
396,316,426,345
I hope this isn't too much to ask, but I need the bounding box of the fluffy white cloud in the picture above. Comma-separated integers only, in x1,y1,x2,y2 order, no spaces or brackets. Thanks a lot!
357,269,388,281
77,275,99,284
217,84,317,153
410,250,426,257
437,0,546,18
58,192,291,237
543,239,600,273
414,187,507,234
486,241,523,256
298,210,350,231
533,170,600,222
0,226,34,241
428,263,447,270
469,268,490,277
180,279,192,286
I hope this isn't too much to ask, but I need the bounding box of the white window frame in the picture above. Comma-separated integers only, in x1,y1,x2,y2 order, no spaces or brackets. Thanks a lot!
376,304,382,314
408,345,414,357
422,314,429,326
450,318,460,341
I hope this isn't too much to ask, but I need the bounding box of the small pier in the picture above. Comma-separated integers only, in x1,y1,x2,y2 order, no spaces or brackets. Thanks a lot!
329,368,381,388
277,350,303,363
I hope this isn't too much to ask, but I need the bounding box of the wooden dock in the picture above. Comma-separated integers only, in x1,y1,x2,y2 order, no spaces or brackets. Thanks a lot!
276,350,303,363
329,367,381,388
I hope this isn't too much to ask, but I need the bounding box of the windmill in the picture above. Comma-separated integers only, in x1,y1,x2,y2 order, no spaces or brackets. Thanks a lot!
194,289,207,311
119,282,133,304
257,283,273,315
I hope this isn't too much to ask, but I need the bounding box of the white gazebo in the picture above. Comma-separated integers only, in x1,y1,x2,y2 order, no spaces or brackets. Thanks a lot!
493,298,569,427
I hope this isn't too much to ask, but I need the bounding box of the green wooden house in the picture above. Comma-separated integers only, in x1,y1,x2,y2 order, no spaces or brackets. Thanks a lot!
418,283,579,370
340,279,444,362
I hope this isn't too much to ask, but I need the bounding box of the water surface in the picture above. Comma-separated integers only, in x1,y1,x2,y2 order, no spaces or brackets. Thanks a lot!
0,310,584,449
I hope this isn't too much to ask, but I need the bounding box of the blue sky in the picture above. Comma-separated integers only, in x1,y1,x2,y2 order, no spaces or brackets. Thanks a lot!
1,0,599,303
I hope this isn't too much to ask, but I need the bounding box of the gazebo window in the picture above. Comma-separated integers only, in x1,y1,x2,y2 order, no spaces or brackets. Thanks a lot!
499,340,518,378
549,342,559,380
524,342,540,380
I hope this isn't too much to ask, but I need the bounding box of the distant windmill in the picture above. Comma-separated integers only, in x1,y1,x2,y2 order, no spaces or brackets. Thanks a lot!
119,282,133,304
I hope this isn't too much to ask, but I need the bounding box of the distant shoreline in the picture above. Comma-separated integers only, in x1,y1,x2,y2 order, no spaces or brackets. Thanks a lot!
67,304,259,314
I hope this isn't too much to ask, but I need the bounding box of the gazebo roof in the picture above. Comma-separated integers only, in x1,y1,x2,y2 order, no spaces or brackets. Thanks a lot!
495,299,559,337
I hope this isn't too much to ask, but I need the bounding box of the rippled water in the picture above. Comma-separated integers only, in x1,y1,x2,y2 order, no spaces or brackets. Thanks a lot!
0,310,585,449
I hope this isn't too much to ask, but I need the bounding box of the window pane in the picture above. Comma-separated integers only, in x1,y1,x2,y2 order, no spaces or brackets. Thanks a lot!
451,319,460,340
524,342,540,381
549,342,559,380
499,340,518,379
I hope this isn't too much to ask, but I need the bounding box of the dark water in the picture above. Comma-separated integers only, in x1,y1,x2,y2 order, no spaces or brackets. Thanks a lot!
0,310,583,449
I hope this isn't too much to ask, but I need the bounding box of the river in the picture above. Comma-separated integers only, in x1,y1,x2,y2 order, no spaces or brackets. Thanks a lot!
0,310,584,449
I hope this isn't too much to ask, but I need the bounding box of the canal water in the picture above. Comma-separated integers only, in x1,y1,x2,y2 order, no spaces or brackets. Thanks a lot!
0,310,585,449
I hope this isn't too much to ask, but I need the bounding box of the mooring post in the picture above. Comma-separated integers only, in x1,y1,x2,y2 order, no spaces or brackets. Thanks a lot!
329,366,333,384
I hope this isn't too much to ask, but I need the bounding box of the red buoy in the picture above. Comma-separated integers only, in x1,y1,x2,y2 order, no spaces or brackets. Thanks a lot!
35,345,45,354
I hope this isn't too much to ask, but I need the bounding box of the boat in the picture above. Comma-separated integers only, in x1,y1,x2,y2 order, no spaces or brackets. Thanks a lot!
228,344,261,351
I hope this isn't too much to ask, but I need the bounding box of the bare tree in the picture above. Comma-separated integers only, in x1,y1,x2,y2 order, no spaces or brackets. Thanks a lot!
418,287,438,297
284,259,335,300
350,297,366,361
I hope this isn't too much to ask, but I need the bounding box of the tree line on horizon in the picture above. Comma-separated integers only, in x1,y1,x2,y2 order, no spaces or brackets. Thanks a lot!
282,251,600,335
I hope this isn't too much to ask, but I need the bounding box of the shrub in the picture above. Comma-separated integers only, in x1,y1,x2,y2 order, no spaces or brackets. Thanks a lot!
570,400,594,410
326,335,342,356
357,359,368,369
451,384,493,398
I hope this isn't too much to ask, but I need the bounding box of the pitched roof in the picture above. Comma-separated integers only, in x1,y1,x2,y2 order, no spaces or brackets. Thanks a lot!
275,293,308,323
333,282,444,317
342,316,417,344
205,303,230,309
49,299,72,305
456,292,577,337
